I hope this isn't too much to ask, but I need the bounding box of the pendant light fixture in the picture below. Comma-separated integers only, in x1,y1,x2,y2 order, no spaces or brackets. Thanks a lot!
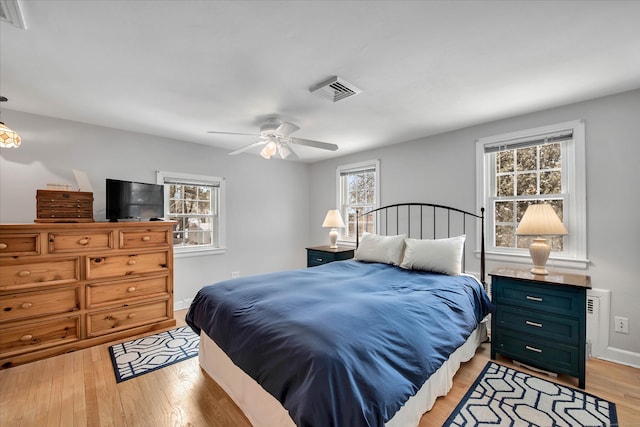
0,96,21,148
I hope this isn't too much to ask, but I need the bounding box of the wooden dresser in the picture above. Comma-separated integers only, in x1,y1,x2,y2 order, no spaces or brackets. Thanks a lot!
0,221,176,368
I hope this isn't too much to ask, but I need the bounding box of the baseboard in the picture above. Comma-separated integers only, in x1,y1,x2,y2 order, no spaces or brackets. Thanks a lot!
596,346,640,369
174,298,193,311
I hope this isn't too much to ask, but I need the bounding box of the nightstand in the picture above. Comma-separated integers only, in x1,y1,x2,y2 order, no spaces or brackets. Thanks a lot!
490,267,591,388
306,246,355,267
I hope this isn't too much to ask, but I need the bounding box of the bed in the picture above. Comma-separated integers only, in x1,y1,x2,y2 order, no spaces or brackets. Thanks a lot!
186,203,494,426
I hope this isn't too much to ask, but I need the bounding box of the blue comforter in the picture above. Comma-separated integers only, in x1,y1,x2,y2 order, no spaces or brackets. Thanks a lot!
186,260,494,427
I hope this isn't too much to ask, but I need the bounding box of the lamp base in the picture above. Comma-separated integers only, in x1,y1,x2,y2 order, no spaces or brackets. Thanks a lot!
328,228,338,249
530,266,550,276
529,237,551,275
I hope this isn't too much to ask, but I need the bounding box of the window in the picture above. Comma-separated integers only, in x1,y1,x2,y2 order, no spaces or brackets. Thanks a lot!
156,171,226,255
336,160,380,244
476,120,587,269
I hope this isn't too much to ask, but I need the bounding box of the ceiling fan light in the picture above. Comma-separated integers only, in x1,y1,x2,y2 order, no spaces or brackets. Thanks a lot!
0,122,21,148
260,140,277,159
278,142,292,159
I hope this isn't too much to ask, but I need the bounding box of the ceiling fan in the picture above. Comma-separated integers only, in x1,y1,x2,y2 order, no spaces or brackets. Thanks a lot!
207,119,338,160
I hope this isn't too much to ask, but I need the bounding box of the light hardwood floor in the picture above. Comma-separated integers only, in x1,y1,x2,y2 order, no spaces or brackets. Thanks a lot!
1,309,638,426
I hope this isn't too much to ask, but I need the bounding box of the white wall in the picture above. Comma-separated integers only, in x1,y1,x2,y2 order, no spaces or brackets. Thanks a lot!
0,111,310,311
309,89,640,365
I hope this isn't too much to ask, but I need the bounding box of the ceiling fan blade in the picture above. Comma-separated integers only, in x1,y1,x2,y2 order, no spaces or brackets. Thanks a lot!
288,137,339,151
276,122,300,136
228,141,266,155
207,131,260,137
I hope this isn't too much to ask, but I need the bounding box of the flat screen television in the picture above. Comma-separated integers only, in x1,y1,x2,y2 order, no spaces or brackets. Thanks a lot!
106,178,164,221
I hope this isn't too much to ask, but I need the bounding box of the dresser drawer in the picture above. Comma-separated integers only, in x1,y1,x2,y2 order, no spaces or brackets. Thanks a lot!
495,306,580,345
0,287,80,323
0,316,81,356
493,329,581,377
0,258,80,291
86,251,169,280
119,229,170,249
87,300,170,337
86,275,170,308
493,278,583,318
48,231,114,253
0,233,40,257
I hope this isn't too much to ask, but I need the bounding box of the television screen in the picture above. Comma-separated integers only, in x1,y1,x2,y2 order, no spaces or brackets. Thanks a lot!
106,179,164,221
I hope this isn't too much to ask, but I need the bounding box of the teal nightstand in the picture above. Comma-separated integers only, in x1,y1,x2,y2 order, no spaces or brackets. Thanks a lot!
490,267,591,388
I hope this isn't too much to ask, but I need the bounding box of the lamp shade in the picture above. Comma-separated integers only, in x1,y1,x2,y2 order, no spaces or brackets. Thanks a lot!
322,210,346,228
516,204,568,236
0,122,21,148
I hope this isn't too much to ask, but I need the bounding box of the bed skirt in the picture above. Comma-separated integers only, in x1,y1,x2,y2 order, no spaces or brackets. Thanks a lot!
198,321,487,426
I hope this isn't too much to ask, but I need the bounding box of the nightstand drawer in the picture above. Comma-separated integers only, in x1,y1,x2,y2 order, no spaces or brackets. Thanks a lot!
494,329,580,377
493,278,583,318
495,306,580,345
307,250,335,266
306,247,354,267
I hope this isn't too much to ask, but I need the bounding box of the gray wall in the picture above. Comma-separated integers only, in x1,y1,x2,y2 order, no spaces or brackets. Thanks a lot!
309,89,640,364
0,111,310,310
2,89,639,365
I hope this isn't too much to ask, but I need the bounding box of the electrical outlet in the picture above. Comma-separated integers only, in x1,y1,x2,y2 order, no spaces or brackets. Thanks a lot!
614,316,629,334
231,272,240,279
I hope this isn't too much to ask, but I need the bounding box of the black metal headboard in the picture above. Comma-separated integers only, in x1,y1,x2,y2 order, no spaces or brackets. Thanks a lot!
355,203,485,285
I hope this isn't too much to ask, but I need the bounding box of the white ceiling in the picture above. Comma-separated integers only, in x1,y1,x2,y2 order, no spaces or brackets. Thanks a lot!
1,1,639,162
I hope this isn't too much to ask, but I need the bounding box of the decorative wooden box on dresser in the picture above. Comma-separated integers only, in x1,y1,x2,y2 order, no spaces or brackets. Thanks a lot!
0,221,176,368
490,267,591,388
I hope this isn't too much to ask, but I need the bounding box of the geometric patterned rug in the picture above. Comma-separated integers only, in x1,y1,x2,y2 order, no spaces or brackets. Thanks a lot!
109,326,199,383
443,361,618,427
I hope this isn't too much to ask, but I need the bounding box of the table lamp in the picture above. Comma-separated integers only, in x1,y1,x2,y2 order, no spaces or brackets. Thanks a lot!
322,209,346,249
516,204,568,275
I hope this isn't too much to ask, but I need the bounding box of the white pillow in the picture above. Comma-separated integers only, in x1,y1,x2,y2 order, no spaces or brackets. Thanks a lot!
400,235,466,275
355,233,407,265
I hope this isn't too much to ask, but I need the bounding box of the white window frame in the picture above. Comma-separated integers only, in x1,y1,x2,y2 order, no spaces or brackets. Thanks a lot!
336,159,380,246
156,171,226,257
476,120,588,269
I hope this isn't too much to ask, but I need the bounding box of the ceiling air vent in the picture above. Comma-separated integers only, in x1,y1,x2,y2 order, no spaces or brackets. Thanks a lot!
0,0,27,29
309,76,361,102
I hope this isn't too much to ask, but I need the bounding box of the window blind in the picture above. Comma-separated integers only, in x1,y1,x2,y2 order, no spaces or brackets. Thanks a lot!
484,130,573,153
163,178,220,187
339,166,376,176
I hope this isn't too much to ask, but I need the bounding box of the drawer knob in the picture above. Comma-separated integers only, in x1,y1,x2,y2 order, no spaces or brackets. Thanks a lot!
21,302,33,309
127,286,136,293
525,345,543,353
316,258,324,262
142,236,151,242
20,334,33,342
78,238,89,245
526,295,543,302
18,270,31,277
127,260,137,265
0,243,7,250
525,320,543,328
127,313,137,319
